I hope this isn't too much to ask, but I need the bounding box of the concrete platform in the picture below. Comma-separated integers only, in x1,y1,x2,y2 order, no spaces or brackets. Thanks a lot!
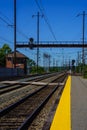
50,76,87,130
71,76,87,130
50,76,71,130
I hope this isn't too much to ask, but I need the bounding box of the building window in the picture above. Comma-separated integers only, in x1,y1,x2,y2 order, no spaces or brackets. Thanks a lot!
8,57,11,61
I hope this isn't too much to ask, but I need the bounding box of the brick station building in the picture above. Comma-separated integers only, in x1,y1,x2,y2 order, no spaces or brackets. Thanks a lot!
6,51,27,74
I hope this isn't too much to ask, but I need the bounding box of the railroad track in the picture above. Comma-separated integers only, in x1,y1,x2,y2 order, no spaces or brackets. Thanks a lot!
0,72,66,111
0,72,61,95
0,73,67,130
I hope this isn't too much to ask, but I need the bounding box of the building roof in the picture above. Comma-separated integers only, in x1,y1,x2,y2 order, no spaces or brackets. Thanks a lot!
6,51,28,58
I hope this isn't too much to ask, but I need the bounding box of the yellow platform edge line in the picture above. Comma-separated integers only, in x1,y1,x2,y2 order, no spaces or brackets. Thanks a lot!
50,76,71,130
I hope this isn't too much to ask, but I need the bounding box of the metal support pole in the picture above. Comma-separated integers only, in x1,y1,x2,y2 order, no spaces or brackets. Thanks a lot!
48,55,51,71
32,12,43,73
14,0,16,68
37,12,39,72
82,11,85,75
77,11,87,76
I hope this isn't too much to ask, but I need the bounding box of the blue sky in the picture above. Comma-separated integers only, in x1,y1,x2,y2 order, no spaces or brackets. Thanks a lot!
0,0,87,66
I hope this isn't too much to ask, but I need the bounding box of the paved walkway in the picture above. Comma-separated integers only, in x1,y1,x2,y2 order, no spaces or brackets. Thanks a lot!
71,76,87,130
50,76,87,130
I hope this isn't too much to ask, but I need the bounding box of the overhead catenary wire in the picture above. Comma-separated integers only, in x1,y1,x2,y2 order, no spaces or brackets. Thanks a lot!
0,16,11,25
0,11,13,24
39,0,44,9
16,28,29,40
34,0,57,41
0,17,29,40
0,36,13,44
0,11,29,41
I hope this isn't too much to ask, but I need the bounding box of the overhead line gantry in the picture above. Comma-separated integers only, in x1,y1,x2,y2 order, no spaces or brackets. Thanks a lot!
16,41,87,48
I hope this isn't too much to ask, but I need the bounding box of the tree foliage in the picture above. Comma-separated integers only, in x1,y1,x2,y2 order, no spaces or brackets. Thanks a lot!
0,44,12,67
27,58,36,67
31,66,45,74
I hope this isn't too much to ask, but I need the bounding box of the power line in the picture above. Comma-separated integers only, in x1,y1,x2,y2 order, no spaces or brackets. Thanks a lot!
0,15,13,45
0,16,29,40
17,28,29,40
0,11,29,40
34,0,57,41
0,11,13,24
0,16,11,25
0,36,13,44
39,0,44,10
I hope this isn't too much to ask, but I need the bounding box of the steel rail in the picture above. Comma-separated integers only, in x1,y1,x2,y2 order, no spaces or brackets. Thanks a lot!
0,73,67,130
18,85,59,130
0,72,60,95
0,85,47,117
0,72,66,116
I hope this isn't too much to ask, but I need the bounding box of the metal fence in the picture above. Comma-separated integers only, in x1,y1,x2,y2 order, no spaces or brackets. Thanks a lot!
0,68,24,78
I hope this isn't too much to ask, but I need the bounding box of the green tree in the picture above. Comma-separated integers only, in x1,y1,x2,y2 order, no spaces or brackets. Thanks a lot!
0,44,12,67
27,58,36,67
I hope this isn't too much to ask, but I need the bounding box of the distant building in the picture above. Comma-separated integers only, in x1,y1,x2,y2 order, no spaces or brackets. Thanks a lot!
6,51,28,74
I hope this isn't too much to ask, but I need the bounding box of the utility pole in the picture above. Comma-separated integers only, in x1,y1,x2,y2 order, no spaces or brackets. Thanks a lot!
32,12,43,73
77,51,81,73
77,51,80,65
48,55,51,71
14,0,16,68
77,11,87,76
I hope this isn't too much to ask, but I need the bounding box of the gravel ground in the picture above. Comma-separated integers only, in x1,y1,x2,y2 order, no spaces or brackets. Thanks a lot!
0,75,60,110
0,85,42,110
28,86,63,130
